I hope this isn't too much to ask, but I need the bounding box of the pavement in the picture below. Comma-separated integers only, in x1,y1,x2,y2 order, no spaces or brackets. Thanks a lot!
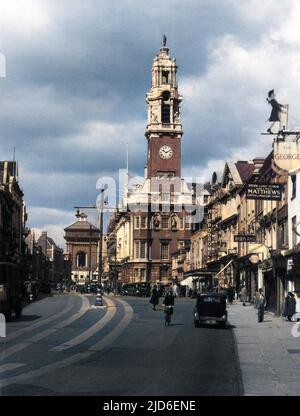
229,302,300,396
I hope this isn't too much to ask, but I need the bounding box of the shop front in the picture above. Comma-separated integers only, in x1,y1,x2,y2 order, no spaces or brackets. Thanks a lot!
236,254,259,303
285,248,300,312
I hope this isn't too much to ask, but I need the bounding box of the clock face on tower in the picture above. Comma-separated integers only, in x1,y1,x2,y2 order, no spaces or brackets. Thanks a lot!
159,145,173,160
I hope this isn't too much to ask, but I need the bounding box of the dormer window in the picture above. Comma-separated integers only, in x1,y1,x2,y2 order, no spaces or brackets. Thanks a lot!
162,71,169,84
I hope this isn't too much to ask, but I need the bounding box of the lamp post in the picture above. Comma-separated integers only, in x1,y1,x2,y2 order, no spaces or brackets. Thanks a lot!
98,189,105,288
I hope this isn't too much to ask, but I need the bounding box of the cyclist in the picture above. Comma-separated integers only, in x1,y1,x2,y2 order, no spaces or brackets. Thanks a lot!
163,288,175,325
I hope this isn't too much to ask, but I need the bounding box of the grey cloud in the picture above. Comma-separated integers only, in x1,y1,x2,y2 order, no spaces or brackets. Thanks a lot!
0,0,297,233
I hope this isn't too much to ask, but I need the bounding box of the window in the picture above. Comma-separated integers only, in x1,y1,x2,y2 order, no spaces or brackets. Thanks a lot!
135,216,140,229
134,268,146,280
161,243,169,260
292,216,297,247
77,252,86,268
141,216,146,228
135,241,147,259
162,217,169,229
185,216,191,230
180,217,184,229
162,104,170,123
134,242,140,259
291,175,297,199
140,241,146,259
162,193,170,202
279,221,288,248
162,71,169,84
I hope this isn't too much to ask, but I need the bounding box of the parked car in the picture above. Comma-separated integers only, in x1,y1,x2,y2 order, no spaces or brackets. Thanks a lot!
136,283,151,297
193,292,228,328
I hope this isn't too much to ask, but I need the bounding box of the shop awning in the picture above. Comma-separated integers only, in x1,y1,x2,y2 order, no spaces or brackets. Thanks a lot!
180,276,194,287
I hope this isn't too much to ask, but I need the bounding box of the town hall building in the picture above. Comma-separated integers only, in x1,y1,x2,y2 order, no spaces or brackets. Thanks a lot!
106,40,195,286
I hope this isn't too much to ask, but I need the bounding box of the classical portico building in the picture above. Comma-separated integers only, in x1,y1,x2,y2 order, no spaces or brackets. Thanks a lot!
64,210,100,284
107,40,193,286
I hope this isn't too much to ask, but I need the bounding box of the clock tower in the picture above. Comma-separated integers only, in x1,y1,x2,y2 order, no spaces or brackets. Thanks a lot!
107,38,193,288
146,38,183,180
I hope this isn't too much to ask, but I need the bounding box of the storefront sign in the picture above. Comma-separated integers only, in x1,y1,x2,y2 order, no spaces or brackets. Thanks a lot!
246,183,282,201
234,235,257,243
207,211,212,257
273,141,300,173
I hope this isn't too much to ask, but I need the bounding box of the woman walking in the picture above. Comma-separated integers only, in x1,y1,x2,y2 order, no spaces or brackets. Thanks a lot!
150,284,159,310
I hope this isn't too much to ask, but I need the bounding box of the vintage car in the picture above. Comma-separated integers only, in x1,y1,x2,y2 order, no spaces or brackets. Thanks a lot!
193,292,228,328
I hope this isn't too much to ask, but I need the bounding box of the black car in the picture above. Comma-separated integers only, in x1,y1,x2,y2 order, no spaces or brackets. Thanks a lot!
193,292,228,328
136,283,151,297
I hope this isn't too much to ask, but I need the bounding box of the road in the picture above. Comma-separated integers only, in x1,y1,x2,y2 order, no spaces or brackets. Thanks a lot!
0,293,242,396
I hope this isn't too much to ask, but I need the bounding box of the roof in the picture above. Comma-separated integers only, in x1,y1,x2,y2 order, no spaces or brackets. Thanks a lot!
64,220,100,232
222,161,256,188
235,161,256,182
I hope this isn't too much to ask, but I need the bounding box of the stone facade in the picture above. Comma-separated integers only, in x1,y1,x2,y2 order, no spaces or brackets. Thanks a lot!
64,211,100,284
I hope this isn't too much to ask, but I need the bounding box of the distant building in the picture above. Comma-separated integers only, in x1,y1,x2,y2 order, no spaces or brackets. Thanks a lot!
37,231,64,283
0,161,28,271
64,210,100,284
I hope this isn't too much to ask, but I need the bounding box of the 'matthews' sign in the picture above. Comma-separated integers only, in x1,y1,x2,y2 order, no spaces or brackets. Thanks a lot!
246,183,282,201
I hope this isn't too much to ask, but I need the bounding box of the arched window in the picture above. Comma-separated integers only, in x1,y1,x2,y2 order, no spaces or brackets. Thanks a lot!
77,252,87,268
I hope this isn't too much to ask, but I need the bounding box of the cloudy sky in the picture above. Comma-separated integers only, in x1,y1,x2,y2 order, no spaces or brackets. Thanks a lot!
1,0,300,247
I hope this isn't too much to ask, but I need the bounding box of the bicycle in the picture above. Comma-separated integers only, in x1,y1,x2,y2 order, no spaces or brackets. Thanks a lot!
164,305,173,326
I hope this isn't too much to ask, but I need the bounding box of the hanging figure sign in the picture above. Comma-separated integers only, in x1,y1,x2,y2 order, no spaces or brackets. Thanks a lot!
266,89,288,134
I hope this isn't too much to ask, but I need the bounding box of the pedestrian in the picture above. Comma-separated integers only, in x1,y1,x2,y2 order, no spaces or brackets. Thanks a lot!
240,285,248,306
254,290,260,309
283,292,296,322
172,284,178,298
150,284,159,310
163,288,175,322
257,288,265,323
227,285,235,305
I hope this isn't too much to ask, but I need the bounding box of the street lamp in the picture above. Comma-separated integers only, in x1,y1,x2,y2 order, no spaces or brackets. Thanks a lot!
97,188,105,288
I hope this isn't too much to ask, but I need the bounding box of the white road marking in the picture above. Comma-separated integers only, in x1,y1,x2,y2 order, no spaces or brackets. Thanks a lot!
89,298,134,352
0,298,134,388
3,295,77,341
0,363,25,375
0,296,89,362
0,343,31,362
51,297,115,351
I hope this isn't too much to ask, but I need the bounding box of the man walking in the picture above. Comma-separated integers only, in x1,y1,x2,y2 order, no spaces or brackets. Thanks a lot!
257,288,265,323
